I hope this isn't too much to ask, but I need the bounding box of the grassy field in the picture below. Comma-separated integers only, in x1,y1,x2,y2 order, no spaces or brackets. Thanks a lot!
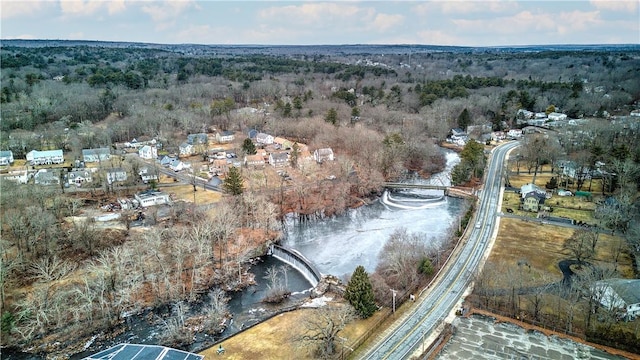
488,218,634,281
201,302,392,360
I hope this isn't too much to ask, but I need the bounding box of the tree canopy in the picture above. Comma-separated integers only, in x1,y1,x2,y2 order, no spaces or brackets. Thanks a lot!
344,265,377,318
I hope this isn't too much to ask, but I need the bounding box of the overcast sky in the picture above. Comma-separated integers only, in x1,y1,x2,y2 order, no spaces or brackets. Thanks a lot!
1,1,638,46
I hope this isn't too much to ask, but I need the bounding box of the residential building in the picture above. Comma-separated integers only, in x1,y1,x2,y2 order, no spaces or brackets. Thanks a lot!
450,128,466,137
592,278,640,320
26,149,64,166
548,112,568,121
256,133,275,145
522,192,545,212
210,159,229,175
82,148,111,163
106,168,128,184
245,154,266,167
247,129,259,139
187,133,209,145
269,152,289,167
159,155,175,167
274,137,293,150
68,169,93,186
0,150,14,166
314,148,335,163
179,142,194,156
169,159,189,172
216,130,235,143
520,183,547,198
135,190,171,208
138,145,157,160
138,166,159,183
34,169,60,186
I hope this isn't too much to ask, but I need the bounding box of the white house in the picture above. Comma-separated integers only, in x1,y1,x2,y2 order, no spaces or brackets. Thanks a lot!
520,183,547,199
256,133,275,145
105,167,128,184
0,150,14,166
135,190,171,207
592,279,640,320
138,145,157,160
548,112,568,121
314,148,335,163
138,166,159,183
82,148,111,163
216,130,235,143
169,159,189,172
269,152,289,167
26,149,64,166
68,169,93,186
507,129,523,139
179,142,194,156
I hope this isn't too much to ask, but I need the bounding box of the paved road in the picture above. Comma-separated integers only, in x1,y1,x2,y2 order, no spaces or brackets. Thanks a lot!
359,141,520,360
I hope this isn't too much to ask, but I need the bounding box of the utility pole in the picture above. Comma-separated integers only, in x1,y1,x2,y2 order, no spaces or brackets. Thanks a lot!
391,289,397,314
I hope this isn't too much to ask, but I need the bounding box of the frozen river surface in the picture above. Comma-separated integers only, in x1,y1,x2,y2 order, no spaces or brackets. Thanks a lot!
283,151,464,278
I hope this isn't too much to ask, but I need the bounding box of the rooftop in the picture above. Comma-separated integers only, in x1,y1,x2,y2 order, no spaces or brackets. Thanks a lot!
84,343,203,360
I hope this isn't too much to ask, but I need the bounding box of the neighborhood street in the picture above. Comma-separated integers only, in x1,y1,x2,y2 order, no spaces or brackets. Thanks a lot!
359,141,520,360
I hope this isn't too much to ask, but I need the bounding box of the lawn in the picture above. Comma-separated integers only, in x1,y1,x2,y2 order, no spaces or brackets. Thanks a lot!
488,218,634,281
201,302,391,360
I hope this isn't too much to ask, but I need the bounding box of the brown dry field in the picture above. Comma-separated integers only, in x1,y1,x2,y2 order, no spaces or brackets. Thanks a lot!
489,217,634,280
200,302,392,360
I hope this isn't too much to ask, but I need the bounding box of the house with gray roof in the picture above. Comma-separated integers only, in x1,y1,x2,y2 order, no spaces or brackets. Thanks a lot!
34,169,60,186
592,278,640,320
269,152,289,167
82,148,111,163
0,150,14,166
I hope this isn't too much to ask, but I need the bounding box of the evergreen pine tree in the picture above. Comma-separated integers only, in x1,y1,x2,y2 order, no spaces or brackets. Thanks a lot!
223,166,244,195
457,108,471,131
344,265,377,318
242,138,257,155
325,108,338,125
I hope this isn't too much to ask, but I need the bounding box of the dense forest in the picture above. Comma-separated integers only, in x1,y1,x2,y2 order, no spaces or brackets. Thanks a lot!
1,41,639,358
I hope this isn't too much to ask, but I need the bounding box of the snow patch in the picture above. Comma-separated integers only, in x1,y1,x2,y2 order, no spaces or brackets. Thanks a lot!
301,295,333,308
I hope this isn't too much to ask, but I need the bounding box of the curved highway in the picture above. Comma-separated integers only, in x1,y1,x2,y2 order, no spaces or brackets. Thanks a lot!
359,141,519,360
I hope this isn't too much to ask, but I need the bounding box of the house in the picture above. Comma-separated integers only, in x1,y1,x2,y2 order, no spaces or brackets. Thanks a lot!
548,112,568,121
5,170,29,184
314,148,335,163
26,149,64,166
507,129,523,139
592,279,640,320
139,166,159,183
247,129,259,139
159,155,175,167
269,152,289,167
187,133,209,145
210,159,229,175
138,145,157,160
34,169,60,186
491,131,506,141
135,190,171,208
82,148,111,163
522,192,545,212
0,150,14,166
517,109,534,119
520,183,546,198
274,137,293,150
106,168,128,184
169,159,189,172
216,131,235,143
179,142,194,156
68,169,92,186
256,133,275,145
450,128,466,138
245,154,266,167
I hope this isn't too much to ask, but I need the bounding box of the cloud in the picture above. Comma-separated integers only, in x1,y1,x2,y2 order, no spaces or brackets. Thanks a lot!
371,13,404,32
443,0,518,14
452,10,602,38
141,0,198,31
59,0,103,16
1,0,50,19
107,0,126,15
590,0,638,12
258,2,366,28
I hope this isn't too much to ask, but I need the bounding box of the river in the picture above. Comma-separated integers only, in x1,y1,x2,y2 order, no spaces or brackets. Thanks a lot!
283,150,464,278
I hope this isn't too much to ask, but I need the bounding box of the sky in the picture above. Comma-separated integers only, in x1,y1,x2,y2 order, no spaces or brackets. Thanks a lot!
1,0,639,46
